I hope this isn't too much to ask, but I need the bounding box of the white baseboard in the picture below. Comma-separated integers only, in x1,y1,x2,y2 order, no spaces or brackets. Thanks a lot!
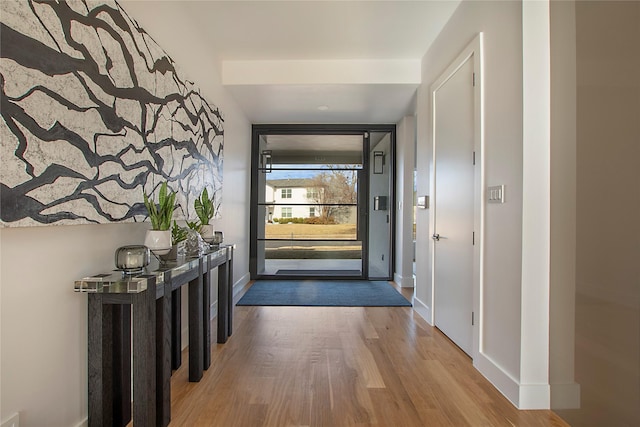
474,353,520,406
412,297,433,325
393,272,415,288
473,357,551,409
551,382,581,409
234,272,250,297
474,352,521,407
519,383,550,409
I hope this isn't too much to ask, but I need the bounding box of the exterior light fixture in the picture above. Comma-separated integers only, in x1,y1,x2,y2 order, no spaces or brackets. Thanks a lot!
261,150,272,173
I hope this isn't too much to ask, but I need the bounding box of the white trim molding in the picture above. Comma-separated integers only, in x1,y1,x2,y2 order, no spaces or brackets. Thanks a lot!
394,272,415,288
475,352,520,407
234,272,251,297
413,297,433,326
520,0,551,409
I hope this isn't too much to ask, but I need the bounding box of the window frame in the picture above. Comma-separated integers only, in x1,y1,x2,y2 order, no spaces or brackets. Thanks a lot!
281,207,292,218
281,188,292,199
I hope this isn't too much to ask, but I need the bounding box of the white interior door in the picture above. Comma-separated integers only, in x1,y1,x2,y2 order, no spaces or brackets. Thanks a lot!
432,55,475,356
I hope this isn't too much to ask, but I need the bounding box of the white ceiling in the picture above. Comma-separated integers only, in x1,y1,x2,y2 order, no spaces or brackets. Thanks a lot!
120,0,461,124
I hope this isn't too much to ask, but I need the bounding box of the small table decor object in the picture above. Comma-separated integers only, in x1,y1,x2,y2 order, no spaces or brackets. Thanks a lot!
115,245,150,274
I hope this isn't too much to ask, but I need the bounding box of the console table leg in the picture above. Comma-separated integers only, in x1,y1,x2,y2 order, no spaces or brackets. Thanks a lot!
132,280,156,426
88,295,113,427
188,269,204,382
113,305,131,427
217,257,229,344
227,246,234,337
156,283,171,426
203,265,211,370
171,288,181,370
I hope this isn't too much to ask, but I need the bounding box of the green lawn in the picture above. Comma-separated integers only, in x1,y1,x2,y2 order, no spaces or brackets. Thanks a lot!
266,223,356,239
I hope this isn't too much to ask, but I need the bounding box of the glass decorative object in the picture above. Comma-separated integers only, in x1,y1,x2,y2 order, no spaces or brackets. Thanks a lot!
185,229,207,257
115,245,150,273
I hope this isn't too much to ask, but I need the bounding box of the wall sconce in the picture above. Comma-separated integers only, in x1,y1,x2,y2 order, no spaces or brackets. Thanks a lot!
261,150,272,173
373,151,385,174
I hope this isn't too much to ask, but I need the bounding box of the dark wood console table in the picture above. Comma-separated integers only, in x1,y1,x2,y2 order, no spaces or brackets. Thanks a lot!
75,244,234,427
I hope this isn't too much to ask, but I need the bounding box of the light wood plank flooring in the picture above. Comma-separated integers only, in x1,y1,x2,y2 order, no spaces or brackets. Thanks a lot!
167,284,568,426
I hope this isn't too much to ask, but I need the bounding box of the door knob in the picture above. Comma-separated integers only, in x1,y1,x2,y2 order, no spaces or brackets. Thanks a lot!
432,233,440,241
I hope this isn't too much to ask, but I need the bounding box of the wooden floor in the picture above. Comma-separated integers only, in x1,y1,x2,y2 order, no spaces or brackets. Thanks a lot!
166,284,569,427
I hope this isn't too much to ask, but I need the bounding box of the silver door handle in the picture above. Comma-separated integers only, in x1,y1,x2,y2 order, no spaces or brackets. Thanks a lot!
432,233,440,241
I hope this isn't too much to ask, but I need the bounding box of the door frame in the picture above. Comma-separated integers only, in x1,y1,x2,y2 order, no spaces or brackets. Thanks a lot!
429,34,484,360
249,124,396,281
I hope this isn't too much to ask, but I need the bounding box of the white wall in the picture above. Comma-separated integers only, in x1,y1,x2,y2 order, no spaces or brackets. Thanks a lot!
395,116,416,288
551,1,640,424
1,224,147,426
0,3,251,427
415,0,529,406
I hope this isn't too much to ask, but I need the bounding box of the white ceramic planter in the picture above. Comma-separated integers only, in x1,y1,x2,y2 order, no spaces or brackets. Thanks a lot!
144,229,171,255
199,224,214,243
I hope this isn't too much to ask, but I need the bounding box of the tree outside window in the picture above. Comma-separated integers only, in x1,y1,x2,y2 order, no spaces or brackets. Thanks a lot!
306,188,319,199
308,168,357,223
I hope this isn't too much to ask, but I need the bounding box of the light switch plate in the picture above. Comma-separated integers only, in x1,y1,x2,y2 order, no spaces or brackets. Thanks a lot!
488,185,505,203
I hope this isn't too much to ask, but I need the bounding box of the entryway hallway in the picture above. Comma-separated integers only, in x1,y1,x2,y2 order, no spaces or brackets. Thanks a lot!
163,286,568,426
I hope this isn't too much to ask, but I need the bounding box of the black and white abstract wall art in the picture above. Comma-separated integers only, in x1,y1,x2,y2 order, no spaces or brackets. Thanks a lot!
0,0,224,227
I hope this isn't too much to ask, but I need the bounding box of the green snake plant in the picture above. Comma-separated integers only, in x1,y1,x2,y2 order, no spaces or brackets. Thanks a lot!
143,181,176,231
171,220,188,245
194,187,215,226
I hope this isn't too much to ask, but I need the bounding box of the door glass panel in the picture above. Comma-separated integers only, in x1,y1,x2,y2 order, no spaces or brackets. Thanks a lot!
256,134,363,277
368,132,392,279
263,240,363,276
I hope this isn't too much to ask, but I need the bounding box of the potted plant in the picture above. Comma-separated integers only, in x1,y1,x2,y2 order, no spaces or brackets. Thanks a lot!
186,219,201,232
172,220,189,245
161,220,188,261
143,181,176,255
194,187,215,242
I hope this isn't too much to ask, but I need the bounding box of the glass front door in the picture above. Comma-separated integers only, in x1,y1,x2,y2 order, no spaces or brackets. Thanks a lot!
250,126,395,280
